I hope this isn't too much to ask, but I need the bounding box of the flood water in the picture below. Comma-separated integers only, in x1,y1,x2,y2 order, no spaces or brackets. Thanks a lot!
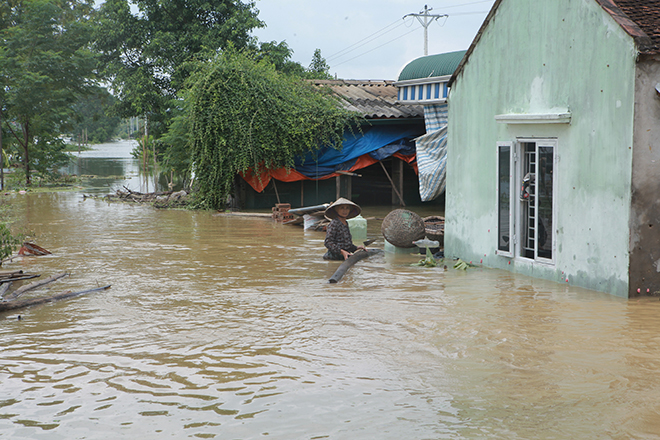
2,141,660,439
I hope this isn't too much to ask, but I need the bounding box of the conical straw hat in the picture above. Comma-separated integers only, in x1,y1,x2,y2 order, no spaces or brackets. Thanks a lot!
324,197,361,220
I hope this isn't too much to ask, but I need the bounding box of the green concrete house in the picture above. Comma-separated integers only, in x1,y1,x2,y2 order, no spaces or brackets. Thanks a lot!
445,0,660,297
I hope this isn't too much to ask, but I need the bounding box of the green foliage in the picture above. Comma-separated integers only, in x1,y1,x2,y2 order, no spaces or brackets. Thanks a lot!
256,41,307,77
94,0,264,138
0,0,97,185
0,223,21,262
411,247,438,268
159,105,192,186
187,49,361,209
307,49,333,80
69,87,121,143
453,259,474,270
0,223,15,261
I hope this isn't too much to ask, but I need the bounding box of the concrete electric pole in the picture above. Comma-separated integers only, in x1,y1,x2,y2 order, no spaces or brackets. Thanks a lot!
404,5,448,56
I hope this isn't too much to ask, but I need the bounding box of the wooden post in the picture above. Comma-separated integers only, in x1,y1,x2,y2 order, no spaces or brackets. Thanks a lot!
379,161,405,206
392,158,404,205
272,179,281,204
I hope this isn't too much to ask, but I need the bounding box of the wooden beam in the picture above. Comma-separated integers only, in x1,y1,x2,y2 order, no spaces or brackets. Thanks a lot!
379,161,405,207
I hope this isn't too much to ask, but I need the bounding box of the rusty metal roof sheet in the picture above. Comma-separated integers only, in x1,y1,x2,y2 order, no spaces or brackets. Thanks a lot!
311,80,424,119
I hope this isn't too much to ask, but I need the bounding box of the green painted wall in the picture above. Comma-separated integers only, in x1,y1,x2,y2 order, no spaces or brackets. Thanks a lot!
446,0,637,296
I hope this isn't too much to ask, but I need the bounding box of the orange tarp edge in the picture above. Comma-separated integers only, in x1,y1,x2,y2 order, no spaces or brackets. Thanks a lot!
240,153,417,193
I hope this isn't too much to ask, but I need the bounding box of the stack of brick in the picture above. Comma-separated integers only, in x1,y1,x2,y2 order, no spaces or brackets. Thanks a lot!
272,203,294,222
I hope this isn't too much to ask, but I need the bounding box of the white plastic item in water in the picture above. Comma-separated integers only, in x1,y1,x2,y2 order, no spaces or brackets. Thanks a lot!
413,237,440,248
347,215,367,242
303,214,322,230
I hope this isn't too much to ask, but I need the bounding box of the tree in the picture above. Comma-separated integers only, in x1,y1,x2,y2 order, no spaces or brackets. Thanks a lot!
186,50,361,209
94,0,264,139
0,0,97,185
69,87,121,144
307,49,333,80
256,41,306,77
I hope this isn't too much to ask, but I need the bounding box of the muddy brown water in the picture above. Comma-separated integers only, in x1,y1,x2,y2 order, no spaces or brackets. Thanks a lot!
1,142,660,439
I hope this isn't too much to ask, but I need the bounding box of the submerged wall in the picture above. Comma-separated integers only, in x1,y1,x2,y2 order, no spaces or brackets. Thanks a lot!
447,0,636,296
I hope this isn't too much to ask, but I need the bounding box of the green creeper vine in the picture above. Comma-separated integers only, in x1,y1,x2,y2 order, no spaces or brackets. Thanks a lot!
186,49,361,209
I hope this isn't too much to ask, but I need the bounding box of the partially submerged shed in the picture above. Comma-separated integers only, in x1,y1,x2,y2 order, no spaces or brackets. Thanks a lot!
239,80,426,209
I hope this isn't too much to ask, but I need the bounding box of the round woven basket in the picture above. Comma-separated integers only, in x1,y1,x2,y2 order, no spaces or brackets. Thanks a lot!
381,209,426,248
423,216,445,246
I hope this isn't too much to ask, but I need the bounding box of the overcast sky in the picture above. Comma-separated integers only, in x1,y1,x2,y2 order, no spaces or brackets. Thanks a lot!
251,0,496,80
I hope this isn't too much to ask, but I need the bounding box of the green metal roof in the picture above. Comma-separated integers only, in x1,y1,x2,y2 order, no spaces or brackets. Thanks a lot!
397,50,467,81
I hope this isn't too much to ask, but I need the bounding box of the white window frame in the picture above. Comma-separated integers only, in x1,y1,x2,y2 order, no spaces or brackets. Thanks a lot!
515,138,557,265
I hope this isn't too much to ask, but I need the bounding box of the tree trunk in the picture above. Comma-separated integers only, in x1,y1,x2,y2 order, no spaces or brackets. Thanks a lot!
4,271,69,301
23,120,30,186
0,110,4,191
0,285,111,312
0,282,11,299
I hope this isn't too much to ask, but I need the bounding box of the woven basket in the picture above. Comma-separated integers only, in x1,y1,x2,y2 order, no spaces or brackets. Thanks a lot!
381,209,426,248
423,216,445,246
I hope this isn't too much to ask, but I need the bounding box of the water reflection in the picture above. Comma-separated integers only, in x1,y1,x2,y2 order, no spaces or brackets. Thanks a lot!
2,144,660,439
63,140,162,194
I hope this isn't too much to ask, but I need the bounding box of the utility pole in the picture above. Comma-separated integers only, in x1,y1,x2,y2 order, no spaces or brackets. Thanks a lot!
404,5,448,56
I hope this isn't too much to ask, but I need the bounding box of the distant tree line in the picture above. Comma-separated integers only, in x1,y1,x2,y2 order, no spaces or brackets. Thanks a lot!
0,0,352,207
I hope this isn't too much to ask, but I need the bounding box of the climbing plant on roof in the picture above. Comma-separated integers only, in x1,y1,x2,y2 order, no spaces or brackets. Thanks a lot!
187,48,360,209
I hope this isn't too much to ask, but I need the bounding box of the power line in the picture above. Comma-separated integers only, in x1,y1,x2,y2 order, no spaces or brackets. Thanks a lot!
326,3,494,69
332,25,422,68
325,18,407,62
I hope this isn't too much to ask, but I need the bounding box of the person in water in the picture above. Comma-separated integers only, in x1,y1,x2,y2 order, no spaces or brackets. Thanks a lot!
323,197,366,260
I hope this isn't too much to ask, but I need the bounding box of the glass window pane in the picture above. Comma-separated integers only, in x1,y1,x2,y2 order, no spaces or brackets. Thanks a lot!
498,145,511,252
537,146,553,259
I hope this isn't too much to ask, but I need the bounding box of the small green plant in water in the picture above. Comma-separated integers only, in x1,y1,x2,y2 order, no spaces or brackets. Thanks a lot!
412,247,438,268
453,259,474,270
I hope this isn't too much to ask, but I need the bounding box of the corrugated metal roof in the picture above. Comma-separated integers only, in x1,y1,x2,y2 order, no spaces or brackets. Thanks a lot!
397,51,467,81
312,80,424,119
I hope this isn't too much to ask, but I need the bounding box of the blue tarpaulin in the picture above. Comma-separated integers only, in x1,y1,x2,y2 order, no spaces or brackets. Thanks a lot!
293,124,422,178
